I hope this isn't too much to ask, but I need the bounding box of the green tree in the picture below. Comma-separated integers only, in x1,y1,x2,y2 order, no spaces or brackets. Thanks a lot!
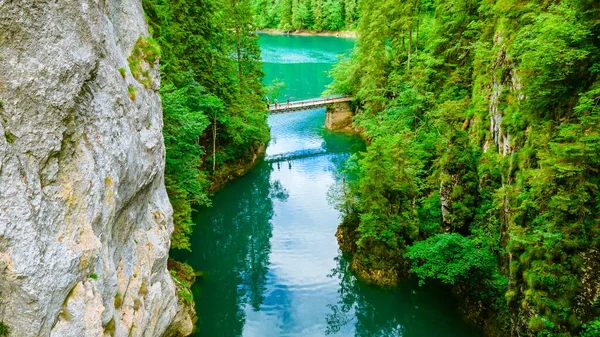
144,0,270,249
279,0,293,30
327,0,600,335
405,234,498,287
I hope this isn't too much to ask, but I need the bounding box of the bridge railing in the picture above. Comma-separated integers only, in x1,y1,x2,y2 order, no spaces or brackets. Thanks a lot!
268,95,351,111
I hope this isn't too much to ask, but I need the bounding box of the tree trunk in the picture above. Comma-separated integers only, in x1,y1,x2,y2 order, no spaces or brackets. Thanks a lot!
415,12,419,55
407,25,412,71
233,0,243,89
236,28,243,88
212,116,217,173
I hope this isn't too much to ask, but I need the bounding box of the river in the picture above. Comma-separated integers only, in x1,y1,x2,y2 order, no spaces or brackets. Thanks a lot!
173,34,482,337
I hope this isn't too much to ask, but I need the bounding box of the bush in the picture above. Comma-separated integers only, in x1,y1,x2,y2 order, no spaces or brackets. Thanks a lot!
405,233,497,286
581,318,600,337
128,37,160,89
0,322,9,337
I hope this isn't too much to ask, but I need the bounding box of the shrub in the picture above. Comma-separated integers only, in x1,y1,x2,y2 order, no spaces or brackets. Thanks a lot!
581,318,600,337
167,259,197,284
89,273,98,280
128,37,160,89
0,322,9,337
118,68,127,78
178,288,194,305
405,233,497,286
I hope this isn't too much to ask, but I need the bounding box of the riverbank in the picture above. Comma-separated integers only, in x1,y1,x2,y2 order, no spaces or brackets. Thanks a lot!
335,220,508,337
257,28,357,38
208,144,266,193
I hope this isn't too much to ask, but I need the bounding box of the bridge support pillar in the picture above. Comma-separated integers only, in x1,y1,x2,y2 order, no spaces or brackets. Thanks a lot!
325,101,353,131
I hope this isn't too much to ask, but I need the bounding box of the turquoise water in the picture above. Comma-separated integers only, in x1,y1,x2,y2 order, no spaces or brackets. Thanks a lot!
260,34,354,101
172,34,482,337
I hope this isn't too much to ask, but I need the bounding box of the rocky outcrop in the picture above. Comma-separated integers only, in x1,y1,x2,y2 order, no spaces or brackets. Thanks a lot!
208,144,266,192
0,1,192,336
325,101,354,131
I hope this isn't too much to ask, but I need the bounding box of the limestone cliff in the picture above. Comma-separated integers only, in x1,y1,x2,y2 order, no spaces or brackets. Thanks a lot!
0,1,192,336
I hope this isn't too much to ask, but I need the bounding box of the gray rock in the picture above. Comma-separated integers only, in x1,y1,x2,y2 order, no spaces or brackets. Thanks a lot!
0,0,192,336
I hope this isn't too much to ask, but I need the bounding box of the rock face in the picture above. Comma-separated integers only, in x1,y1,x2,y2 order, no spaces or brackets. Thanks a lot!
0,1,192,336
325,101,354,131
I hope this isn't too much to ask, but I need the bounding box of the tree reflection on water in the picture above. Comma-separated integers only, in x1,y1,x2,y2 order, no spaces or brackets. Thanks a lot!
172,162,288,337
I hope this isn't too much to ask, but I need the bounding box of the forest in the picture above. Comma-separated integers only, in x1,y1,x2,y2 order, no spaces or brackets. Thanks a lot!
141,0,269,252
139,0,600,336
252,0,360,31
326,0,600,336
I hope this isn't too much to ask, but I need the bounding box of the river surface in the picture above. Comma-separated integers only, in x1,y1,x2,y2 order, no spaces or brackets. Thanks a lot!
173,34,482,337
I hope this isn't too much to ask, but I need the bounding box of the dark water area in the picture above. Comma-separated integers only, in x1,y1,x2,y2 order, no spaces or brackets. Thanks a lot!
172,34,482,337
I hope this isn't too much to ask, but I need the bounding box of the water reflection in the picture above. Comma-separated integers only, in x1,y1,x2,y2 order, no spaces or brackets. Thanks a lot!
326,253,483,337
173,163,287,337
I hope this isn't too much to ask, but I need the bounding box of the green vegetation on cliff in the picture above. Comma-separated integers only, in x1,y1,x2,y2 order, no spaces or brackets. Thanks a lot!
328,0,600,335
252,0,359,31
143,0,269,250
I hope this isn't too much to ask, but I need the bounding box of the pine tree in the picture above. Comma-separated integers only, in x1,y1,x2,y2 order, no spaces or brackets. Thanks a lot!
279,0,293,30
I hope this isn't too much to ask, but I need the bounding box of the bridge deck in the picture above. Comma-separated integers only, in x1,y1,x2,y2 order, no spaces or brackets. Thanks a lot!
268,96,352,114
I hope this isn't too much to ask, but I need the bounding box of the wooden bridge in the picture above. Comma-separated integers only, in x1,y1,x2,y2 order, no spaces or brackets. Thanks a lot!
268,96,352,114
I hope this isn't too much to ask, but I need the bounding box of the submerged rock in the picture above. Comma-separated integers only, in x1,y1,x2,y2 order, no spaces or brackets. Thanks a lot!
0,0,192,336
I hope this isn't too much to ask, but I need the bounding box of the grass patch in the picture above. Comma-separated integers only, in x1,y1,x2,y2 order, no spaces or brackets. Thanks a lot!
114,292,123,309
167,259,199,306
0,322,9,337
178,288,194,305
139,281,149,296
59,308,72,321
128,86,137,101
5,131,15,144
118,68,127,79
170,269,194,305
128,36,160,89
104,317,116,337
167,259,198,284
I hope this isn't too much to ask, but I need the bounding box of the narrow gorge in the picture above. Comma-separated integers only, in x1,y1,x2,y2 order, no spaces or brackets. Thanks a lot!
1,0,599,337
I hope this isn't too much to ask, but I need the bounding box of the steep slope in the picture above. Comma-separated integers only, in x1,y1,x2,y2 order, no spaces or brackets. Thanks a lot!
327,0,600,336
0,1,192,336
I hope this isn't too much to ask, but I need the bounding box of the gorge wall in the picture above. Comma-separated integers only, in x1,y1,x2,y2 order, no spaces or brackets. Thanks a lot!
0,1,192,336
